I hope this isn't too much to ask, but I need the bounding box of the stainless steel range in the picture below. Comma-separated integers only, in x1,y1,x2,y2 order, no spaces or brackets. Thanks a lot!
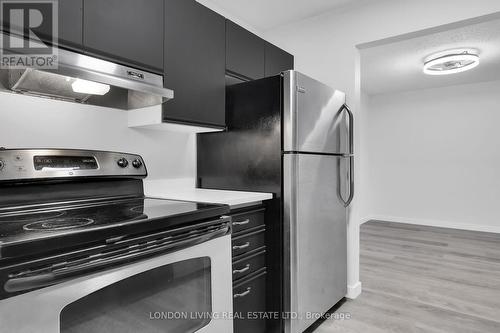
0,149,233,333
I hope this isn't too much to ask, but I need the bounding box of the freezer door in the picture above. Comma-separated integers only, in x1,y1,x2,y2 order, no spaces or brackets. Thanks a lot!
283,153,348,333
283,71,348,154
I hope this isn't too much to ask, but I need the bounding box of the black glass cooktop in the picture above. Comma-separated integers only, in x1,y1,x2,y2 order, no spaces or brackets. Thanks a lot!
0,198,229,259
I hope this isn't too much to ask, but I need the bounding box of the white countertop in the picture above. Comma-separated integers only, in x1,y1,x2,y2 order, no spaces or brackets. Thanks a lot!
144,178,273,207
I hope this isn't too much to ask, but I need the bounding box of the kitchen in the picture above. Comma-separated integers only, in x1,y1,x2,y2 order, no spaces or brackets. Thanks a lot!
0,0,500,333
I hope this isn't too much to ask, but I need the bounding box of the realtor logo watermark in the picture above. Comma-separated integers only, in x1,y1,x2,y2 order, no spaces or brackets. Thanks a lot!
0,0,58,68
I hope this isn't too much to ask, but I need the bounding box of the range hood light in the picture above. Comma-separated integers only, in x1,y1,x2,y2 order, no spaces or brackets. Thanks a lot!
423,49,480,75
71,79,110,95
0,33,174,109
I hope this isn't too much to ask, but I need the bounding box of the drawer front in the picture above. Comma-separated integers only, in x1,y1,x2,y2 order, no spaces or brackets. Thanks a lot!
232,227,266,257
232,249,266,282
231,208,265,234
233,270,267,333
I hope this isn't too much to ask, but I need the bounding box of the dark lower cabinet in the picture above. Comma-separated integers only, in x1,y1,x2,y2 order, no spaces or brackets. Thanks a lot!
226,20,265,80
232,207,265,233
229,205,268,333
233,249,266,281
265,42,294,77
163,0,226,128
83,0,164,73
232,226,266,257
233,270,267,333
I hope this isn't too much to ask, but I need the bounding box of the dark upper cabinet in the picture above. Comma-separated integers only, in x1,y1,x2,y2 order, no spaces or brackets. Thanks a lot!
83,0,164,72
2,0,83,50
163,0,226,128
265,42,294,76
226,20,265,80
58,0,83,49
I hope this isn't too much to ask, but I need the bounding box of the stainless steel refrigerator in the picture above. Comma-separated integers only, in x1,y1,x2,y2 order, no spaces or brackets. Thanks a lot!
197,70,354,333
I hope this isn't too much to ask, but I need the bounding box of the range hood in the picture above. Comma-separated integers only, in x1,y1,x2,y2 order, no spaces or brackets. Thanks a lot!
0,40,173,110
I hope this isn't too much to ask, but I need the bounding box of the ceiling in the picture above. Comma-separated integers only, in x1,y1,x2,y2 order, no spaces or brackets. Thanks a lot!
361,18,500,95
198,0,369,31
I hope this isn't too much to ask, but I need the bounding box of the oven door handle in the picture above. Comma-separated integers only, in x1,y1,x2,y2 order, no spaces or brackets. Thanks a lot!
4,225,230,293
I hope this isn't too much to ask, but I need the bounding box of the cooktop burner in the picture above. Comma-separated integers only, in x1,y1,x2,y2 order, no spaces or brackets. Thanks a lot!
0,197,229,259
23,218,95,231
2,211,66,224
130,206,145,213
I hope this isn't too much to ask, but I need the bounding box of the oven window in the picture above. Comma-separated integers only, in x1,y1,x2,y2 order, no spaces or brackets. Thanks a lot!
60,257,212,333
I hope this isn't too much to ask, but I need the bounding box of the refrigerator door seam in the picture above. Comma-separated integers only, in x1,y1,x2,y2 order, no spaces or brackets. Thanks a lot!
283,151,353,157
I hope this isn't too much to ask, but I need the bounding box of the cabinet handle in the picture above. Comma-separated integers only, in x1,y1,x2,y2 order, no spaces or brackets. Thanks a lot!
232,242,250,250
233,287,252,298
233,264,251,274
233,219,250,226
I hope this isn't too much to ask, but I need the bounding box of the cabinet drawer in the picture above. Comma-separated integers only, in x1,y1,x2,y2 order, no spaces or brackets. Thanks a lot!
233,270,267,333
232,248,266,282
232,227,265,257
232,208,265,234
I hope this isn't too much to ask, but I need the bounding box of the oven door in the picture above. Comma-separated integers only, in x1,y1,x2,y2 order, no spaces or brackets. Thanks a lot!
0,234,233,333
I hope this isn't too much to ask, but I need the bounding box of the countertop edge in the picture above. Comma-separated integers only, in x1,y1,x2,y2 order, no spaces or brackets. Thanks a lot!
144,179,274,207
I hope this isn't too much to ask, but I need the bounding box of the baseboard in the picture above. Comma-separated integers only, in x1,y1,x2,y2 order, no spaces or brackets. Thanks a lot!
346,281,362,299
364,215,500,234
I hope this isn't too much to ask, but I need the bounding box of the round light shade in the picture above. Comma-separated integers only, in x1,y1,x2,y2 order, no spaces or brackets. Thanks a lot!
423,50,479,75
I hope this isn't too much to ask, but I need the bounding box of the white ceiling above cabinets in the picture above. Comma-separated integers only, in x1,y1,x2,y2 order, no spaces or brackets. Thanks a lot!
197,0,371,32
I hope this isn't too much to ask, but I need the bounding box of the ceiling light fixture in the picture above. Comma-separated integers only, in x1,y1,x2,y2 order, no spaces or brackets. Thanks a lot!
423,49,479,75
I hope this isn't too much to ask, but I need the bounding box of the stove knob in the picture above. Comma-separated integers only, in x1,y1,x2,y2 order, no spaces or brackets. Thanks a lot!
132,159,143,168
0,159,4,171
117,158,129,168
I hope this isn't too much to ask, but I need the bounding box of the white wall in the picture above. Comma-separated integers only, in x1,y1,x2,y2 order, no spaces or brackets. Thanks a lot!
0,92,196,180
264,1,500,100
364,80,500,233
197,0,263,36
264,0,500,298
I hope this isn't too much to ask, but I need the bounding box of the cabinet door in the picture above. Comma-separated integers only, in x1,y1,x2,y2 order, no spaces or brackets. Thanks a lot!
163,0,225,127
59,0,83,49
83,0,164,72
265,42,294,76
2,0,83,50
233,271,267,333
226,20,265,80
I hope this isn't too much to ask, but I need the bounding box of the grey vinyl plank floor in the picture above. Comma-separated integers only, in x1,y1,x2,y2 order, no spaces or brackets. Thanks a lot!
314,221,500,333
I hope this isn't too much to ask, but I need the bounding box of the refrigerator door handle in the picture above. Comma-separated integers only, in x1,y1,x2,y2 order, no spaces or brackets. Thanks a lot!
345,155,354,207
341,104,354,207
342,104,354,155
338,156,354,207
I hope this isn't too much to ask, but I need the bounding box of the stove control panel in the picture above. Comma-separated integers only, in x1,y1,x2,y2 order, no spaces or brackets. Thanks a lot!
34,156,99,171
0,149,147,181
